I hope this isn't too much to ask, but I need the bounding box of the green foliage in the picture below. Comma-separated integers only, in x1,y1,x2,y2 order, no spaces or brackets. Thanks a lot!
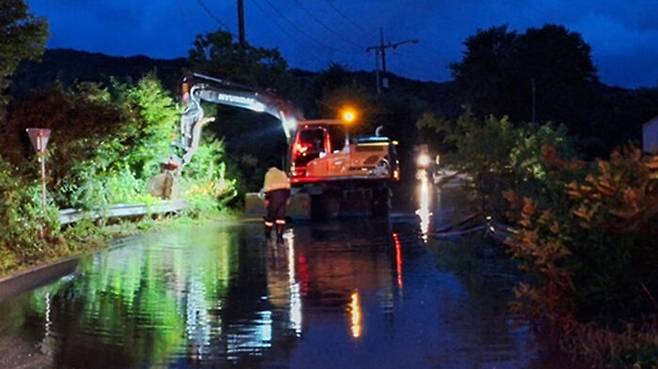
0,155,63,269
0,0,48,116
1,74,182,209
427,112,574,217
182,138,237,215
438,109,658,365
120,76,181,179
0,74,237,275
505,149,658,367
189,30,292,92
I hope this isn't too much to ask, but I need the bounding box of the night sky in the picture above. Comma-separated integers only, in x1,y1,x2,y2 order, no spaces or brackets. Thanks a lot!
28,0,658,88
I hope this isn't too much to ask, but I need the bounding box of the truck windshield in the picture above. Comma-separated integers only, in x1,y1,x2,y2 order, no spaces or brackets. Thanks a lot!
299,129,325,153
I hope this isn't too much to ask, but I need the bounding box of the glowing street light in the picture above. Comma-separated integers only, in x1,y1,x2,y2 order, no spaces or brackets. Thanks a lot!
340,106,358,150
340,107,357,124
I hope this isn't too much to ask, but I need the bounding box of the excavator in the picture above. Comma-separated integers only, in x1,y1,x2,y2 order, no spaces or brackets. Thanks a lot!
151,73,399,219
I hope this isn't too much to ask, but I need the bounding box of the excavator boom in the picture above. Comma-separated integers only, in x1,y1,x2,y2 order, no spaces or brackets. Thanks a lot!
153,73,398,220
176,73,302,168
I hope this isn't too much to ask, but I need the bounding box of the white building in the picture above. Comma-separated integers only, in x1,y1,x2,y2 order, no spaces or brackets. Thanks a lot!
643,116,658,153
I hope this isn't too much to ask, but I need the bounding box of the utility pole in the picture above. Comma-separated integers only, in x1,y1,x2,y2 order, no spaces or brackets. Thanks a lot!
531,78,536,123
380,28,387,75
374,52,381,95
237,0,246,46
366,28,419,94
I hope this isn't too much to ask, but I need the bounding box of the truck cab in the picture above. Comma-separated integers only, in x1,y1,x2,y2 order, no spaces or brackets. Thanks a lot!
289,120,399,185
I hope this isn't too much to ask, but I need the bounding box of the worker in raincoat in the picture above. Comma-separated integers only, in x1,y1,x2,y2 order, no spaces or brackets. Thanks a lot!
262,165,291,243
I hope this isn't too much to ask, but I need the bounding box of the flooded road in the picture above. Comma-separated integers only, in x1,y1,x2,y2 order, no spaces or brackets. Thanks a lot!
0,178,576,368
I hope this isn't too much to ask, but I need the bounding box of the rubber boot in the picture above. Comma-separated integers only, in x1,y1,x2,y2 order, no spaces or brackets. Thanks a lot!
264,226,273,240
275,224,285,244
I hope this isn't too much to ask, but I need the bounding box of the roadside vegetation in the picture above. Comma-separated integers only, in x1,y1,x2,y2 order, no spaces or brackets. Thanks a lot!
0,2,242,277
422,106,658,368
0,4,236,276
0,75,236,276
3,1,658,367
419,23,658,368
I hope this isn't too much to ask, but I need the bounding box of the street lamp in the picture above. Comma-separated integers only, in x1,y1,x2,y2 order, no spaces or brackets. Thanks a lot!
341,107,357,124
340,107,358,150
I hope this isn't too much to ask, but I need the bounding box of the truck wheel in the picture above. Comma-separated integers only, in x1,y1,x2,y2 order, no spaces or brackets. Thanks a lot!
310,193,340,220
371,187,391,217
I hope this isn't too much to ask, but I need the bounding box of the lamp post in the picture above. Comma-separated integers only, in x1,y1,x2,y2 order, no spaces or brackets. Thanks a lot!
340,107,358,150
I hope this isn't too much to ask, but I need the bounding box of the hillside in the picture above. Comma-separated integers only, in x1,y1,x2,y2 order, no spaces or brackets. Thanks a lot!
11,49,188,97
10,49,460,115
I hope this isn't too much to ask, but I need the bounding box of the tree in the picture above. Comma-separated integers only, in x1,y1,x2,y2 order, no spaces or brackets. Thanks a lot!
188,30,292,93
0,0,48,119
450,26,518,119
298,63,352,118
515,25,597,131
451,24,597,135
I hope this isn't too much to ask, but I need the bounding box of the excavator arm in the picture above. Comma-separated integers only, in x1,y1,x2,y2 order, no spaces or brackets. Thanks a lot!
174,73,302,169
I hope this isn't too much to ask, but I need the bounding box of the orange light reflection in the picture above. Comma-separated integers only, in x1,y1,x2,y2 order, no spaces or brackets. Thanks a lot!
393,233,403,289
349,291,363,339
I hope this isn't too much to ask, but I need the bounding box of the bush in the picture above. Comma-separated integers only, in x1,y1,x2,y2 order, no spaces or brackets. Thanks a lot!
0,74,237,274
182,138,237,215
421,111,574,218
0,155,63,271
428,111,658,366
2,74,236,211
506,148,658,367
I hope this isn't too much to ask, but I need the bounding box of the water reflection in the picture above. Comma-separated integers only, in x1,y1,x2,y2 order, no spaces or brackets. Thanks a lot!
415,169,433,241
286,231,303,336
348,291,363,339
393,233,404,290
0,220,578,369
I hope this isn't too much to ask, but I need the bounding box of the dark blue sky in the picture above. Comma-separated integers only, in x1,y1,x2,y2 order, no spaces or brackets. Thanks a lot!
28,0,658,88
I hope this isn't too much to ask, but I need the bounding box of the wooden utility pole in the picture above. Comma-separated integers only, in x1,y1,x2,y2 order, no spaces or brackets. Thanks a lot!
380,28,387,75
366,28,419,94
531,78,537,123
238,0,246,46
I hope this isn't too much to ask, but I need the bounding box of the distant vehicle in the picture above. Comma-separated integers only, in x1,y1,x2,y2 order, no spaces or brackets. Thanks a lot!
152,73,399,218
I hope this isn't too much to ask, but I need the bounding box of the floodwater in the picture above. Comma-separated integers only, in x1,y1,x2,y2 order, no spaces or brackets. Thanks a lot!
0,175,578,369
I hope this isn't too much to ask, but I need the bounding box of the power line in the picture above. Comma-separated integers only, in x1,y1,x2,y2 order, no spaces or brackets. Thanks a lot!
249,0,331,66
366,28,419,93
195,0,234,34
322,0,371,37
258,0,343,53
293,0,365,50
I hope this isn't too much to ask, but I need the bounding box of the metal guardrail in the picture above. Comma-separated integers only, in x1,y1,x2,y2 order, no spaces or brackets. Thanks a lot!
59,200,188,225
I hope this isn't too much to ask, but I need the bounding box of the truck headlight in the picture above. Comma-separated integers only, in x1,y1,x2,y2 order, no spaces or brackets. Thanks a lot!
417,153,431,168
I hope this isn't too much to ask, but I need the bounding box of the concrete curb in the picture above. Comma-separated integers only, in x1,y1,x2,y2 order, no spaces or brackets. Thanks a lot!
0,218,239,303
0,257,79,303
